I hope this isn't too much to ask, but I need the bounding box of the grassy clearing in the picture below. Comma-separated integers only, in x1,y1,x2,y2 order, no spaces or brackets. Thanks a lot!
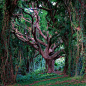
8,72,86,86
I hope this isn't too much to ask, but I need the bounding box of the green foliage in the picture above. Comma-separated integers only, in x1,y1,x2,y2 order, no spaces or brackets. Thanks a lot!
19,59,26,75
16,74,30,82
16,70,58,83
14,71,86,86
0,0,85,85
69,76,83,80
54,57,65,71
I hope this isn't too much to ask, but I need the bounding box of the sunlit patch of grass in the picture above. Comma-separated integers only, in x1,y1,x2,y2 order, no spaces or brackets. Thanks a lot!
69,76,83,80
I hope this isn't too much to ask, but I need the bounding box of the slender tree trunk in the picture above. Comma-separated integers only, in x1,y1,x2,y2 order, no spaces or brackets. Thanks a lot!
63,54,68,74
1,5,11,84
26,59,29,72
84,45,86,78
63,40,69,74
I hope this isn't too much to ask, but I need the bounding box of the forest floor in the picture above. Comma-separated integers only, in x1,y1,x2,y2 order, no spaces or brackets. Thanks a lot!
8,71,86,86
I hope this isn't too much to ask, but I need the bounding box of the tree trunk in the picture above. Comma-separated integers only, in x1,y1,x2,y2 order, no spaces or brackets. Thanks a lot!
63,41,69,74
1,0,18,85
45,59,55,73
26,59,29,72
63,55,68,74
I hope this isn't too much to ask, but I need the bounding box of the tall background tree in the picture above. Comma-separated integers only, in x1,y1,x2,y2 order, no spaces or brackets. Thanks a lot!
1,0,18,85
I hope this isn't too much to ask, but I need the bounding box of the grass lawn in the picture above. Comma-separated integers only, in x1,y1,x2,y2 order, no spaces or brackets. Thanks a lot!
8,72,86,86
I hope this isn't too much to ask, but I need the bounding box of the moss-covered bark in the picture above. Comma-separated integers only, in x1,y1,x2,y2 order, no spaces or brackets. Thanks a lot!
1,0,18,85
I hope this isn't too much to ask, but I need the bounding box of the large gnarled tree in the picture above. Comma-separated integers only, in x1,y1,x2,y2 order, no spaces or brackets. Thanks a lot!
12,2,64,73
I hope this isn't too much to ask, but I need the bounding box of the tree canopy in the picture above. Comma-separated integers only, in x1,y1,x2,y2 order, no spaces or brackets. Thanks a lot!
0,0,86,85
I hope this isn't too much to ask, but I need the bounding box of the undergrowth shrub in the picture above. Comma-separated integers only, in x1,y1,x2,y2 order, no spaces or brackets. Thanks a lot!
16,69,58,82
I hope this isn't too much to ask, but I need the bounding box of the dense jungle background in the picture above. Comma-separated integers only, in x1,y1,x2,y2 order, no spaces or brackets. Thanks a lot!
0,0,86,86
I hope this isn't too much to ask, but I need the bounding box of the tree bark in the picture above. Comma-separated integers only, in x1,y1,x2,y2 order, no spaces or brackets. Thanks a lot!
1,0,18,85
26,59,29,72
45,59,55,73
